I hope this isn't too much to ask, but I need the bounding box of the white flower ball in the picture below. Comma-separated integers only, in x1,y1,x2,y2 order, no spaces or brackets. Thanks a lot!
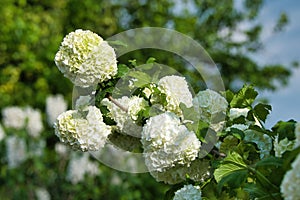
294,122,300,148
46,94,68,126
226,124,249,132
173,184,202,200
281,153,300,200
2,106,27,129
67,152,100,184
54,29,117,87
158,75,193,114
35,188,51,200
193,89,228,132
141,112,201,172
229,108,250,120
24,107,44,138
6,136,27,168
54,106,111,151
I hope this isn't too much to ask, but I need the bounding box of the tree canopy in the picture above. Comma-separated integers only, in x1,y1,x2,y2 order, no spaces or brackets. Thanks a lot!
0,0,292,109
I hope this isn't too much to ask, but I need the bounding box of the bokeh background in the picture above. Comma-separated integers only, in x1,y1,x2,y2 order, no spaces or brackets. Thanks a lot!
0,0,298,199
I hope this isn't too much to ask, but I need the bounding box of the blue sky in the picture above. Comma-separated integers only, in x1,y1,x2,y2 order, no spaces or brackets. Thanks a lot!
252,0,300,128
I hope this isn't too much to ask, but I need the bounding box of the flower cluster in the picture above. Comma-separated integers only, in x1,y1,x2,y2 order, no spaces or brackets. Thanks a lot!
54,29,117,87
46,94,68,126
141,112,201,172
51,30,300,200
157,75,193,114
193,89,228,132
173,184,202,200
5,135,27,168
2,106,44,137
2,106,27,129
67,152,100,184
294,122,300,148
281,153,300,200
54,106,111,151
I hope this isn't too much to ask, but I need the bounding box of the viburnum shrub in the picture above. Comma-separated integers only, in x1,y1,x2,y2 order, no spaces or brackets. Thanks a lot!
54,29,300,200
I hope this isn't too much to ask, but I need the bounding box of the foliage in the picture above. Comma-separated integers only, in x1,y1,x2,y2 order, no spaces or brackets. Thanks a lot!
0,0,293,110
49,28,299,199
0,1,298,199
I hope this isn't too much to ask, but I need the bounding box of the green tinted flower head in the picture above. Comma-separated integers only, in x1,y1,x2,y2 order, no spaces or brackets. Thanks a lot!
55,29,117,87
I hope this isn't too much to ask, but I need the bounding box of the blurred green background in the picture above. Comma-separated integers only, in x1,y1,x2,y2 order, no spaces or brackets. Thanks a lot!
0,0,295,199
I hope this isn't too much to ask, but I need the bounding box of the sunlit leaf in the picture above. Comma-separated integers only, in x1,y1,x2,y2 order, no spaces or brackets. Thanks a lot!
214,151,247,183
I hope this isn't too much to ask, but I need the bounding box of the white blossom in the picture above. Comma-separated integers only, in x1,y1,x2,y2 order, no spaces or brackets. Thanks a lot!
54,106,111,151
128,96,148,120
193,89,228,132
35,188,51,200
111,174,122,186
229,108,250,120
55,143,69,156
0,123,5,141
143,87,153,99
294,122,300,148
128,78,137,90
54,29,117,87
102,96,147,136
25,107,44,138
6,136,27,168
158,75,193,114
46,94,68,126
281,153,300,200
67,152,100,184
226,124,249,132
2,106,27,129
141,112,200,172
2,106,43,137
173,184,202,200
274,136,294,158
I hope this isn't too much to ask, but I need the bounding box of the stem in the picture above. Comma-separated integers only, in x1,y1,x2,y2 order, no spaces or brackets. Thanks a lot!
211,149,226,158
107,95,128,112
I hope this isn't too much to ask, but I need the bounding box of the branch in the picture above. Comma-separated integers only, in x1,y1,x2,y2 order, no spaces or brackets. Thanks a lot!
107,95,128,112
211,149,226,158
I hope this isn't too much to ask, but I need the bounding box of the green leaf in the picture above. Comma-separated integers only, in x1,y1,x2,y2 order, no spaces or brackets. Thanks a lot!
244,183,269,199
107,40,128,47
129,59,137,67
244,129,272,159
214,151,247,183
223,90,234,103
282,146,300,171
127,70,152,87
217,169,248,193
271,120,296,141
179,103,199,132
229,128,245,140
146,57,156,63
220,136,239,154
253,103,272,123
255,156,283,168
230,85,258,108
116,64,130,78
